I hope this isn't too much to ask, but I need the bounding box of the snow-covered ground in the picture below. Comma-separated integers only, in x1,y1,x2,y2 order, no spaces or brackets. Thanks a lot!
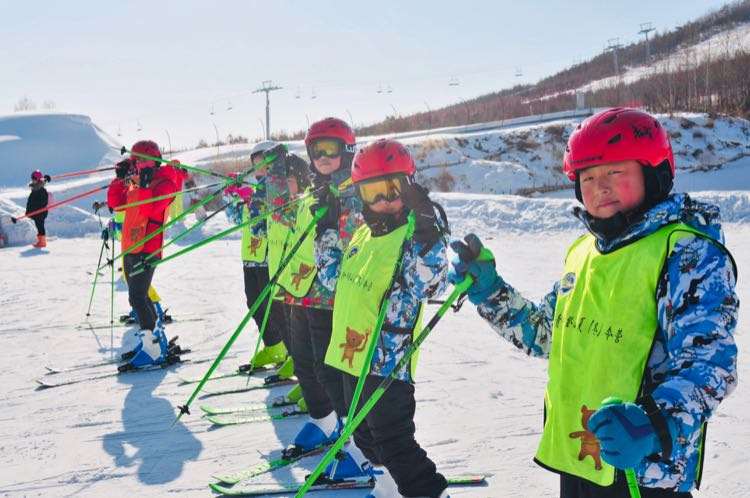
0,207,747,497
1,111,749,497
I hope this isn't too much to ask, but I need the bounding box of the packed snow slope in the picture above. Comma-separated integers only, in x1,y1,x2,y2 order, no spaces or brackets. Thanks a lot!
0,110,748,496
0,208,747,497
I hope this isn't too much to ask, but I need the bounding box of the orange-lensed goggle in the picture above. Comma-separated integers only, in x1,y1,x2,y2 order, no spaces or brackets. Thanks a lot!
357,175,406,204
311,139,343,160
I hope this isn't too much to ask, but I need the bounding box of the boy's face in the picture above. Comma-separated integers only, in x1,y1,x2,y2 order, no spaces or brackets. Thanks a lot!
368,197,404,215
579,160,645,219
312,155,341,176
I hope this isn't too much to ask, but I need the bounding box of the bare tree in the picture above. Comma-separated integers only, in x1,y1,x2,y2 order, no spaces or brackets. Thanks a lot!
14,96,36,112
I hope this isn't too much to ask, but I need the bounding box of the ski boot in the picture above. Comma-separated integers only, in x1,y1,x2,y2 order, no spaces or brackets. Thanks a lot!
322,443,373,481
282,412,341,459
249,341,287,368
275,355,294,379
270,383,305,408
32,235,47,248
364,465,404,498
119,309,139,325
154,302,173,324
118,324,170,372
120,328,146,361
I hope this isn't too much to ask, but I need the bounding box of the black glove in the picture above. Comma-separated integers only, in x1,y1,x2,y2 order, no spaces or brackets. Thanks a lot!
310,180,340,237
400,180,441,247
92,201,103,212
43,174,51,183
139,167,154,188
115,159,132,179
266,144,288,176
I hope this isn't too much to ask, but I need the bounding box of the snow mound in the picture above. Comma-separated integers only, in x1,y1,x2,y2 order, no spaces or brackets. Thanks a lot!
0,112,121,187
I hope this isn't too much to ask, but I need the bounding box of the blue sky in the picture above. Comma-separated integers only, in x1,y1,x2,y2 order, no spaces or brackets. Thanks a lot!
1,0,730,149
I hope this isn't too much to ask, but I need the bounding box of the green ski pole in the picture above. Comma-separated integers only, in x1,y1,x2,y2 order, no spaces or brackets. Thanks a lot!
296,275,475,497
129,200,233,276
601,397,642,498
109,228,115,360
99,153,279,272
85,236,107,317
118,146,231,181
173,207,329,426
326,213,415,479
112,182,223,211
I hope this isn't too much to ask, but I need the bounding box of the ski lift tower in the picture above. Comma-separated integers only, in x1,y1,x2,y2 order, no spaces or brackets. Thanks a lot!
253,80,282,140
639,22,655,61
606,38,622,74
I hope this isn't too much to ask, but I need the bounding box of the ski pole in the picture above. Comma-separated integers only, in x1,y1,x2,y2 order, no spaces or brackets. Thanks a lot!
112,182,223,211
118,146,231,181
247,229,292,374
138,187,319,272
328,213,415,480
129,200,234,276
99,152,279,271
173,206,329,426
296,275,475,497
109,227,115,360
10,184,108,223
85,235,108,317
601,397,642,498
99,183,226,272
50,166,116,180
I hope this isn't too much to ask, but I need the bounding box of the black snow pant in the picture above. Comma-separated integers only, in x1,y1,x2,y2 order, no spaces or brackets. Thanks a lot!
242,264,282,346
560,473,693,498
342,373,447,498
289,305,345,419
32,215,46,236
123,253,157,331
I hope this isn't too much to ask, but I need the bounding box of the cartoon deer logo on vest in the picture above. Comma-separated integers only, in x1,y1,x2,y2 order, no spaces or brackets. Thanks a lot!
291,263,314,290
249,236,262,256
569,404,603,470
340,327,370,368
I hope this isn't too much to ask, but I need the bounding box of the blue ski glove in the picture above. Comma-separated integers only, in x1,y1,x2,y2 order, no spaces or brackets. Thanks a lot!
448,233,503,305
588,401,661,470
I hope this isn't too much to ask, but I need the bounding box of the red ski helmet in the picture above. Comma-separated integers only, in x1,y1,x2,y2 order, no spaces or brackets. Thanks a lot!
304,117,355,147
31,170,43,181
563,107,674,181
130,140,162,170
352,139,415,184
304,118,356,173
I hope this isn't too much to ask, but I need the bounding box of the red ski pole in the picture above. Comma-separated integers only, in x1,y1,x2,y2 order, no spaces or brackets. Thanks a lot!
10,185,108,223
50,166,116,180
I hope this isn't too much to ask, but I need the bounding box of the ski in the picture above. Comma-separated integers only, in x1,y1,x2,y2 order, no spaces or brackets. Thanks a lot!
35,353,199,389
206,408,306,426
178,365,276,385
199,376,297,399
209,474,488,496
199,398,296,416
211,445,329,485
75,316,206,331
44,358,121,374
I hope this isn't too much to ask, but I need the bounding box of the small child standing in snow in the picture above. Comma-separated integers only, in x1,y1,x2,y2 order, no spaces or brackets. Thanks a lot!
317,139,451,498
26,170,51,248
450,108,738,497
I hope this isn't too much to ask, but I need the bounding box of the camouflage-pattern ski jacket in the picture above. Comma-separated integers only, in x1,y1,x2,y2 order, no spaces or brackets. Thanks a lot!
475,193,738,492
224,176,267,268
317,207,449,383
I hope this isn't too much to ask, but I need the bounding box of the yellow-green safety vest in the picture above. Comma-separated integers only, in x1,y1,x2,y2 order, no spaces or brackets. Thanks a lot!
277,194,318,298
535,223,710,486
325,221,424,380
241,204,268,263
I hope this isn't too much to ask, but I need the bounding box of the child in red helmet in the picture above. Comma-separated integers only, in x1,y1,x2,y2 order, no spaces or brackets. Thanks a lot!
26,170,51,248
317,138,451,498
450,108,738,497
106,140,183,369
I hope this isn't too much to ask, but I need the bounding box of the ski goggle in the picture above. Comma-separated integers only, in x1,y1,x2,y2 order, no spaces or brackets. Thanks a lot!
357,175,406,205
310,139,343,160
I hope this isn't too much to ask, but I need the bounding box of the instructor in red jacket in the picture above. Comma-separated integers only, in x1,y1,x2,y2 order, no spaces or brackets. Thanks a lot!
107,140,184,369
